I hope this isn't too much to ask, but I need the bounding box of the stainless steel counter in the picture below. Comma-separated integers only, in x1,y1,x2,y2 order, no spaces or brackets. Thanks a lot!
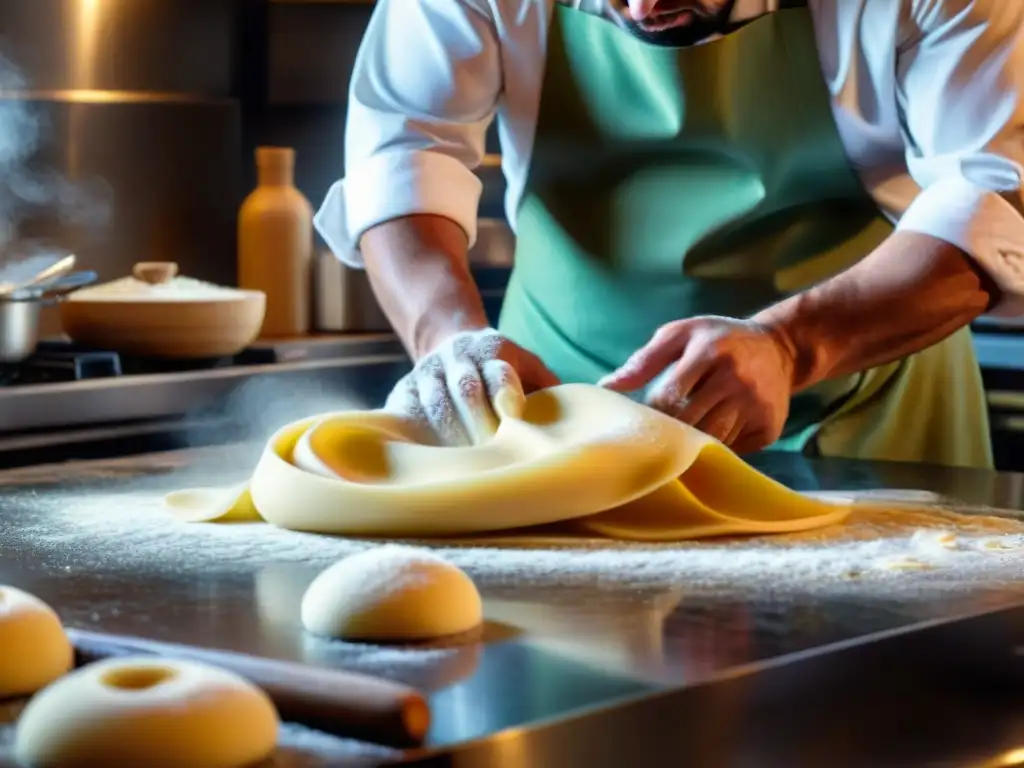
0,450,1022,766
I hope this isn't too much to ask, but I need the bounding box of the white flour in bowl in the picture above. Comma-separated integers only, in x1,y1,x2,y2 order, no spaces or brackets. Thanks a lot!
67,275,248,301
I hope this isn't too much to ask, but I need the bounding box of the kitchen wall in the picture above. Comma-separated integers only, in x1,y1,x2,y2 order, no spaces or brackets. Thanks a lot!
0,0,505,291
242,0,510,328
0,0,244,288
244,0,506,229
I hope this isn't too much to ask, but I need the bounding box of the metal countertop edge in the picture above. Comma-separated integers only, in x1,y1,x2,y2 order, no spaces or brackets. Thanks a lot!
0,352,408,434
1,352,407,398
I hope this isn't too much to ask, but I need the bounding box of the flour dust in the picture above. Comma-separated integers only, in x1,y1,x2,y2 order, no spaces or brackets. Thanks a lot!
7,467,1023,598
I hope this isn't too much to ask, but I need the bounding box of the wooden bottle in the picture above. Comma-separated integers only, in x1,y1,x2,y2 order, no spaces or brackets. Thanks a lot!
238,147,313,337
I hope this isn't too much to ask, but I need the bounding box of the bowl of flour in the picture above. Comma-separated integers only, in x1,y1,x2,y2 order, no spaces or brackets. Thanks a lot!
60,261,266,358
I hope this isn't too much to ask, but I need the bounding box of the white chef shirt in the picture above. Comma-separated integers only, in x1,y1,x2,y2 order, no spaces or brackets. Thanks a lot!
314,0,1024,313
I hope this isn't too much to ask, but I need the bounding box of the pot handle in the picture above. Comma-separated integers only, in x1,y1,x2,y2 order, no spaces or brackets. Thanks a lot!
1,271,99,304
38,270,99,302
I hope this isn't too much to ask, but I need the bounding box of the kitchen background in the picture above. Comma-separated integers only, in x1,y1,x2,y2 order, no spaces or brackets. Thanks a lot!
0,0,1021,469
0,0,509,326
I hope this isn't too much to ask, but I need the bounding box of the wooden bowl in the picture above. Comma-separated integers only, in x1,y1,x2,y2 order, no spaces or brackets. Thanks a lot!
60,262,267,359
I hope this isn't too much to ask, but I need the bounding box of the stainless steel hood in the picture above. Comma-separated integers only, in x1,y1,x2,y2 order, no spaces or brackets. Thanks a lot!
0,0,244,288
0,1,236,95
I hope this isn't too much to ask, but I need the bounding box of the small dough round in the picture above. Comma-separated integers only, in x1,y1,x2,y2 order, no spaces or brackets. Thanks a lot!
14,657,279,768
0,585,73,698
301,546,483,642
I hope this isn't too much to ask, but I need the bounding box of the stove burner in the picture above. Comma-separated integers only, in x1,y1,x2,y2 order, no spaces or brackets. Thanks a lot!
0,335,395,387
117,354,235,376
0,340,235,386
1,342,121,386
28,349,119,379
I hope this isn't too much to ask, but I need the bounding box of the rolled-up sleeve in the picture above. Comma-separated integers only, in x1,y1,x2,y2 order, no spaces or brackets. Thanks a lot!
893,0,1024,315
313,0,501,267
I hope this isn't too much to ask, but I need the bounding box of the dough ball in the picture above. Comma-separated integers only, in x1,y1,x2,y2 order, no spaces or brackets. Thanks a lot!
14,657,279,768
301,546,483,642
0,585,73,698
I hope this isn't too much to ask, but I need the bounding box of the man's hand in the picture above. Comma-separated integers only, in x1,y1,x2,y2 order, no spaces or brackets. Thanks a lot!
385,328,559,447
599,317,797,453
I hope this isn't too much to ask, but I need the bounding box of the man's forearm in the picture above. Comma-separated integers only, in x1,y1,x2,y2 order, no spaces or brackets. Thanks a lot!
755,231,999,392
360,215,490,360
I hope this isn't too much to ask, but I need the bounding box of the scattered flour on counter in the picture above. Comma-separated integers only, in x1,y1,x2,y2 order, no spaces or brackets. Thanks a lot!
6,485,1024,596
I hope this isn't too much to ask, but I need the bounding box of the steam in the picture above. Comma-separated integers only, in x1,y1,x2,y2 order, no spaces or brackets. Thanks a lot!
0,50,112,276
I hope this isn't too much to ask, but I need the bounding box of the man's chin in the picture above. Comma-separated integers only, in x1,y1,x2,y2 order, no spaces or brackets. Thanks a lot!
634,10,695,33
621,18,717,47
615,0,736,47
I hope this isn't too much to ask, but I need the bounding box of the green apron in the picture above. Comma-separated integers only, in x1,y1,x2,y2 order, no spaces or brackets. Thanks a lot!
498,3,992,469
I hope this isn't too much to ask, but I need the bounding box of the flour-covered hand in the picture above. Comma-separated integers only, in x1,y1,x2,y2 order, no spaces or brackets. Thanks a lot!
384,328,559,446
599,317,797,453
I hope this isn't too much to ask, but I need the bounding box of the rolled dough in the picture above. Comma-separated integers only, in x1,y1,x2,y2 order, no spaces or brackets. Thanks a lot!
302,546,483,641
166,384,851,539
14,657,279,768
0,586,73,698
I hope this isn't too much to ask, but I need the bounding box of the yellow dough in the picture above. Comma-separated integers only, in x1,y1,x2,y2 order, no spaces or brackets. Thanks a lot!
0,586,73,699
302,546,483,641
14,657,279,768
165,383,851,539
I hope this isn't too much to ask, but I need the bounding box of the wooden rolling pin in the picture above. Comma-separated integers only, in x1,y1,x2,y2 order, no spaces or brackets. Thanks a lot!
66,628,431,748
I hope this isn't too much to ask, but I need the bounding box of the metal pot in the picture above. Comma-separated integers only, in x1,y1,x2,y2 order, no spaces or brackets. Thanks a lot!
0,271,99,363
0,298,43,363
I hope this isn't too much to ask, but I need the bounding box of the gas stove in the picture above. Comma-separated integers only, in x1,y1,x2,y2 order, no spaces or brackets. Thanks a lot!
0,335,407,386
0,342,124,386
0,334,409,468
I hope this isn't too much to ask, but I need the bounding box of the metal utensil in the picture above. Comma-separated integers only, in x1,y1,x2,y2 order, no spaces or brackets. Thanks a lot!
0,299,43,363
0,254,76,298
0,270,99,363
17,270,98,301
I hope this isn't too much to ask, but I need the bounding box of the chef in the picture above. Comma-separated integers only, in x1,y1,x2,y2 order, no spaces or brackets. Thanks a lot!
313,0,1024,469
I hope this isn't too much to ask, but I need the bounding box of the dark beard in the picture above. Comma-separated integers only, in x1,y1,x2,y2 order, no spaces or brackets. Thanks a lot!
616,0,738,47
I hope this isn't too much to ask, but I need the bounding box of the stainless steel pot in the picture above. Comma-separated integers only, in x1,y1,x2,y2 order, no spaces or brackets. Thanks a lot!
0,298,43,362
0,271,98,363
